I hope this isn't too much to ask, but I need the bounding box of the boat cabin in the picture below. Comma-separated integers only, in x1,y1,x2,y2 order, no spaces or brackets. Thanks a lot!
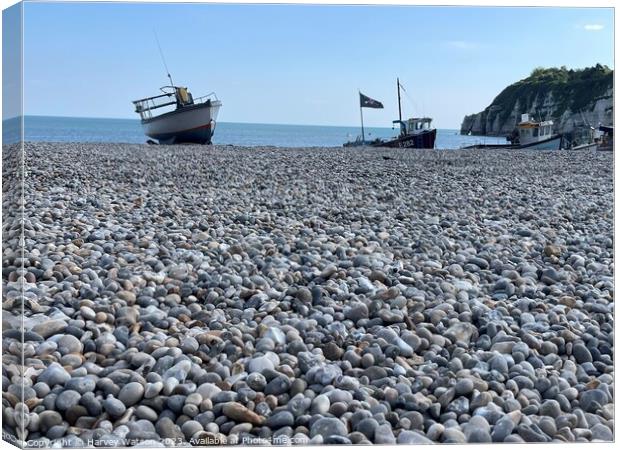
133,86,202,121
517,114,555,145
394,117,434,136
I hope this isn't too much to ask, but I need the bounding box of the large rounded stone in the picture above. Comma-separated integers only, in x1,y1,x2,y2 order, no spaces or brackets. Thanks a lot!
310,417,347,440
103,396,127,418
37,363,70,387
55,390,81,412
118,382,145,407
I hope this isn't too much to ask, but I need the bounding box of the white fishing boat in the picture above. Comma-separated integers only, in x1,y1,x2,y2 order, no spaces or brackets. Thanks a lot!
133,86,222,144
514,114,562,150
132,34,222,145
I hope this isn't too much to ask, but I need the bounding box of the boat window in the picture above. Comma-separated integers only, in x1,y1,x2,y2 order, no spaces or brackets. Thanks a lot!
533,128,539,137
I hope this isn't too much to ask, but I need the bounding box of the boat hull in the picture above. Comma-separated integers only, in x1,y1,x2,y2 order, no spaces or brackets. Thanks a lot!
141,102,221,144
518,134,562,150
372,128,437,149
569,142,598,151
462,135,564,151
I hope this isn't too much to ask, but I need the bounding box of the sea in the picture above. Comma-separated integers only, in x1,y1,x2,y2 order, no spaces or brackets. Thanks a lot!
3,116,506,149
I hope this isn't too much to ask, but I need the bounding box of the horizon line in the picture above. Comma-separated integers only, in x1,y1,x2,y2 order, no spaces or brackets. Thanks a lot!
5,114,461,129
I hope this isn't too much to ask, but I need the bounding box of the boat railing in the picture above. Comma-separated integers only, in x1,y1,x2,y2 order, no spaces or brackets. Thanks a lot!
133,93,176,120
193,92,220,105
133,90,220,120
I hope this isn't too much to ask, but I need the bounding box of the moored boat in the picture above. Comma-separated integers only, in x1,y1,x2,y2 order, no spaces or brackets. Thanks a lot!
512,114,562,150
373,78,436,149
563,125,596,151
569,142,599,151
133,86,222,145
343,78,437,149
596,125,613,151
377,116,437,149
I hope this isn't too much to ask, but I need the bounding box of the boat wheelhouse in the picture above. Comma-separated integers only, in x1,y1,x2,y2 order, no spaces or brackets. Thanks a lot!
515,114,562,150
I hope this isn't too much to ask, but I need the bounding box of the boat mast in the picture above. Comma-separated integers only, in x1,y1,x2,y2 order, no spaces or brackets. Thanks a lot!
397,77,402,125
359,90,365,143
154,30,175,87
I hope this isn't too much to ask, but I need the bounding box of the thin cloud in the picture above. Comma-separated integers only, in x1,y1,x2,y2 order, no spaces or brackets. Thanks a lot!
582,24,605,31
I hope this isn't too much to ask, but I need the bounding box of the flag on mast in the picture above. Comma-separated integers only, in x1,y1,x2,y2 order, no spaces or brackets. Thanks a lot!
359,93,384,109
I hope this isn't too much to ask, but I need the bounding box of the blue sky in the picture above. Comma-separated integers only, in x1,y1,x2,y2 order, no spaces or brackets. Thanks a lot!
12,2,616,127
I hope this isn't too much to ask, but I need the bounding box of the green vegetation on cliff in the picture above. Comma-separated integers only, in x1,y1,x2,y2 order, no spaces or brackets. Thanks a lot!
491,64,613,122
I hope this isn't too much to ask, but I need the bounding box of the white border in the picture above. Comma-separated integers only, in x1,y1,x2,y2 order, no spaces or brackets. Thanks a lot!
0,2,616,450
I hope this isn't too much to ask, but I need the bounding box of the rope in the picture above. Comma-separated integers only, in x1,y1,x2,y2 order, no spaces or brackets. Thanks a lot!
154,30,174,86
399,82,424,117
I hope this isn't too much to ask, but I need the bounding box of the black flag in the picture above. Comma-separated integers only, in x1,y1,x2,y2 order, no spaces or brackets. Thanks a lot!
360,92,384,109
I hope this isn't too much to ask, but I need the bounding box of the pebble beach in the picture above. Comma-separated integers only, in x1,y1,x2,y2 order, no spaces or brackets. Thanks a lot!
2,142,614,446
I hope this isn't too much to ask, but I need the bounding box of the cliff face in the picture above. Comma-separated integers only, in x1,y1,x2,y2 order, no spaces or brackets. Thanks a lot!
461,65,613,136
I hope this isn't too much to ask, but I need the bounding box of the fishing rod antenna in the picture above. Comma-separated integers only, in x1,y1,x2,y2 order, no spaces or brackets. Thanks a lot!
154,30,175,87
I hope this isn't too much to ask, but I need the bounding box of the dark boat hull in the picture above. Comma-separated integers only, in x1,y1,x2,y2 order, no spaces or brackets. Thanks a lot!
149,123,214,145
372,128,437,149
